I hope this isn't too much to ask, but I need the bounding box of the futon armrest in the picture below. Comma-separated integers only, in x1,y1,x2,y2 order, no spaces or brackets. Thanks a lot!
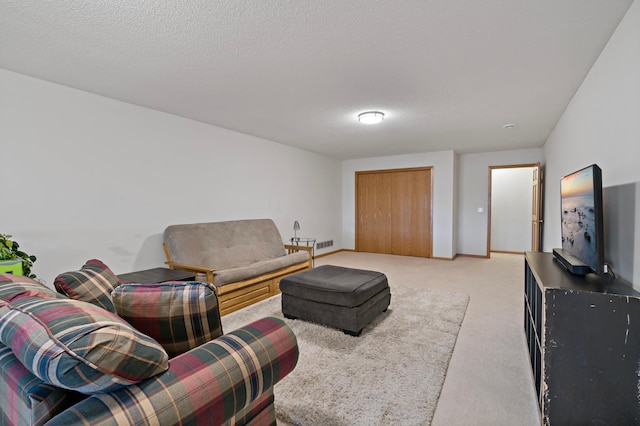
165,261,215,283
47,317,299,426
285,244,313,268
284,244,313,254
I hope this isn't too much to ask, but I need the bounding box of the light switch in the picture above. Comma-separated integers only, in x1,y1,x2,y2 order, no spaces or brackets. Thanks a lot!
477,207,484,213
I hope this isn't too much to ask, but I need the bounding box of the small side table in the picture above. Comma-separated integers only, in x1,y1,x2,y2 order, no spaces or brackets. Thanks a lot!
290,237,316,266
117,267,196,283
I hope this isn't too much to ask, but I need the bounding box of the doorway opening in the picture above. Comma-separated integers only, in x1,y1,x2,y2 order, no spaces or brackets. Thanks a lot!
487,163,542,257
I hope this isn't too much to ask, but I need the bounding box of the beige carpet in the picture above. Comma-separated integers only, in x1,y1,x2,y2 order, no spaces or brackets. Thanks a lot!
309,251,541,425
222,284,469,425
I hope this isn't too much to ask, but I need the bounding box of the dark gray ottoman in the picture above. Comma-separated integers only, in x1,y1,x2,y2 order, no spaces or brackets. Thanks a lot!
279,265,391,336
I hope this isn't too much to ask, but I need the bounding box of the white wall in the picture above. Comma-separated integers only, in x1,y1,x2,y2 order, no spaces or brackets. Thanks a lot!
457,149,542,256
342,151,456,259
0,69,342,284
543,0,640,286
490,167,534,252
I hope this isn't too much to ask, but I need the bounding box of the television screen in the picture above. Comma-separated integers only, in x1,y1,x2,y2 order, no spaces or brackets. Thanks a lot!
559,164,604,274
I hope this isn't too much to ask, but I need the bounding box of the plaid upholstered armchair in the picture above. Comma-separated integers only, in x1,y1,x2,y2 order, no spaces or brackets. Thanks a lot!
0,260,298,426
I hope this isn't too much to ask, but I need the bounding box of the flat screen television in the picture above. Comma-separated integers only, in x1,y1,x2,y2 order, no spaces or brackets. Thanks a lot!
553,164,605,275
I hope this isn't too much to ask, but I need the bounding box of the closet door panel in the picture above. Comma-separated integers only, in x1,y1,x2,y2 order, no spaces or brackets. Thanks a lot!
356,172,392,253
356,168,431,257
390,169,431,257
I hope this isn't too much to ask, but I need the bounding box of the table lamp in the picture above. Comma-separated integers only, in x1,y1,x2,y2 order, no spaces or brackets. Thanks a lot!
293,221,300,241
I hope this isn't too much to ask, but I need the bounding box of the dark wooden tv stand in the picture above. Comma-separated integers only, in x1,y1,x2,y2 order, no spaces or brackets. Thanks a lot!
524,251,640,424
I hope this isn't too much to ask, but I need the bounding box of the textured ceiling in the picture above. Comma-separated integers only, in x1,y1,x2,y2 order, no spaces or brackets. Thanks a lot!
0,0,634,159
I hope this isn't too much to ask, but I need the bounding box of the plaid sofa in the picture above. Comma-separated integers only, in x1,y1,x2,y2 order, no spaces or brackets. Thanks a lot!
0,269,298,426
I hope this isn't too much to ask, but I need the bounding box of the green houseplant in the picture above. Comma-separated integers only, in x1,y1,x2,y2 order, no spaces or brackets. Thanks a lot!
0,234,37,278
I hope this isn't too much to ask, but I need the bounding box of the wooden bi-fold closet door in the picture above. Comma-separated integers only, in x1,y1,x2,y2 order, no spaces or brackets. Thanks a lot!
356,167,432,257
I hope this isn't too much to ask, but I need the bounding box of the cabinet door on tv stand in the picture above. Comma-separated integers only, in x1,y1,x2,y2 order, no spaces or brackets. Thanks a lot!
543,288,640,423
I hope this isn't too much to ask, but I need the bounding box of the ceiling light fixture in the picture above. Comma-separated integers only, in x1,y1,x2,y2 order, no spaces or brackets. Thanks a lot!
358,111,385,124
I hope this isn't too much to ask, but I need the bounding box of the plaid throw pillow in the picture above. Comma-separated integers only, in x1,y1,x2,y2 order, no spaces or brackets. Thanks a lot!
112,281,223,357
54,259,120,312
0,344,85,425
0,296,168,394
0,274,61,301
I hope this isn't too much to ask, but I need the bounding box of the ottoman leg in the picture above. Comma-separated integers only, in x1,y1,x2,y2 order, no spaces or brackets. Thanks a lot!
343,328,363,337
284,313,297,320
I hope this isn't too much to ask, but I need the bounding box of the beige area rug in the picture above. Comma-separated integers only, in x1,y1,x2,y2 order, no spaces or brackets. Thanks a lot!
222,284,470,425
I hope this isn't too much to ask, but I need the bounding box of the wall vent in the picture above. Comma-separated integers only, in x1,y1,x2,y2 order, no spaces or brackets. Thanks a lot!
316,240,333,249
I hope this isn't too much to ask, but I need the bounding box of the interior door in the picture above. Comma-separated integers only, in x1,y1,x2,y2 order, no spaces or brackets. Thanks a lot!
531,163,543,252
